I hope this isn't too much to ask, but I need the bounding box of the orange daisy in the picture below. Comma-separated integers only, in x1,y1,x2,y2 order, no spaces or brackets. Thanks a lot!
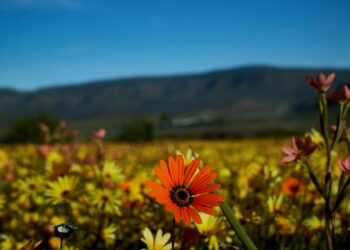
146,155,223,225
281,177,306,196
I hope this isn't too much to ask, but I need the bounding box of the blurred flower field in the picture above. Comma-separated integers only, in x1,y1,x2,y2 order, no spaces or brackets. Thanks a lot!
1,133,349,249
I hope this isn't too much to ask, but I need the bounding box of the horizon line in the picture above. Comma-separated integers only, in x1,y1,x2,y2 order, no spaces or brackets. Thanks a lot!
1,63,349,93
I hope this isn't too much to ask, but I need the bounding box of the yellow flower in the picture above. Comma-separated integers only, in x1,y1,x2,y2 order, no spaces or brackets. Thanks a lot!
0,150,8,168
91,189,121,215
50,216,66,225
195,213,221,250
304,216,324,231
102,161,124,184
306,129,324,145
275,216,296,234
207,235,219,250
141,227,174,250
0,236,13,250
267,194,284,215
195,213,222,235
122,171,148,204
46,176,79,205
18,177,45,196
102,224,117,246
174,148,198,165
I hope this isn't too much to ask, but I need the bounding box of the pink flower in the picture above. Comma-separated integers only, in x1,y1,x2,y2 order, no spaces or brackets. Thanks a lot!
327,85,350,103
91,128,106,139
38,144,52,157
5,172,14,181
306,72,336,92
338,157,350,174
281,135,317,164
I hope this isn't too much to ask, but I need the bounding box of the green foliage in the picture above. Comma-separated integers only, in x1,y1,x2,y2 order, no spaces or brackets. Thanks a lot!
0,113,58,143
116,119,155,142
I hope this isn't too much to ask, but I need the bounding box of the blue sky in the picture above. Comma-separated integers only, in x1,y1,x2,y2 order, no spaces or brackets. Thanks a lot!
0,0,350,90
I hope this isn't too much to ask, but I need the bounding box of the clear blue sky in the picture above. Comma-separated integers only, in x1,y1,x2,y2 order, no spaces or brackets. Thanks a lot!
0,0,350,90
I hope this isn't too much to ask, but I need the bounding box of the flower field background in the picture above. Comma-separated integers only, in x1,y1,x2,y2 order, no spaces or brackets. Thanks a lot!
1,134,349,249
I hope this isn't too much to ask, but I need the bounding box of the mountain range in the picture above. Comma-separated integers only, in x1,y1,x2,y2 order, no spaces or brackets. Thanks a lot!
1,66,350,138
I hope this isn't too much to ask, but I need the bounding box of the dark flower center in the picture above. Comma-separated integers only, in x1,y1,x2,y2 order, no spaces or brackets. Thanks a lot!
102,195,109,202
170,185,192,207
61,190,70,198
289,184,300,194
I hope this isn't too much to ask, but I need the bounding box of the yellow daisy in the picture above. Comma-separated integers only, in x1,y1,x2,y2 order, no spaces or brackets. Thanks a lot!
141,227,174,250
304,215,324,231
18,177,45,196
195,213,222,250
195,212,222,235
91,189,121,215
102,161,125,184
102,224,117,246
267,194,284,215
45,176,79,205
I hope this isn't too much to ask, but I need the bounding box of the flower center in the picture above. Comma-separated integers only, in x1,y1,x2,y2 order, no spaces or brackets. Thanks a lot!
289,184,300,194
101,195,109,202
61,190,70,198
170,185,192,207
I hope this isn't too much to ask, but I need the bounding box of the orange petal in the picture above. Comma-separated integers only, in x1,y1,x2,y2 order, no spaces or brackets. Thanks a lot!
176,155,185,185
192,194,224,207
190,173,218,194
188,206,202,224
168,156,179,186
160,160,175,188
181,207,191,225
183,158,200,186
146,181,169,200
146,181,167,193
165,203,177,213
192,204,216,215
189,166,211,190
174,206,181,223
154,166,172,190
192,183,221,195
153,194,172,205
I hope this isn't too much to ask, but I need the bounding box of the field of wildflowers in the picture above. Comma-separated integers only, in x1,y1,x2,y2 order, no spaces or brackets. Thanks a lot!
1,72,350,249
0,136,348,249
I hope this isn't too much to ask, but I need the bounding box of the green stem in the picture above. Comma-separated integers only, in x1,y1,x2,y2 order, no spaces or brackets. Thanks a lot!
220,201,257,250
60,237,63,250
301,161,324,197
319,93,335,249
319,93,332,199
319,93,329,145
325,204,334,250
171,219,175,250
332,177,350,211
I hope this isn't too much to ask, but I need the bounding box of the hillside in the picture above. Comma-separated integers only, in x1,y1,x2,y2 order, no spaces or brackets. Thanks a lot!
1,66,350,137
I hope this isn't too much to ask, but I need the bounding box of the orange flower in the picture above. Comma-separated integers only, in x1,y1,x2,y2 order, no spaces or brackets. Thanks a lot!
281,177,306,196
146,155,223,225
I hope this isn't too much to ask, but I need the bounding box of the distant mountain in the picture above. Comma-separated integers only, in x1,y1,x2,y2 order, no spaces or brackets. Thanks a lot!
1,66,350,137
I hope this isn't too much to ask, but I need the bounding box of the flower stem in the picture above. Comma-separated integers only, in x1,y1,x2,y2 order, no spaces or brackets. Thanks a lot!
301,161,323,197
325,204,334,250
319,93,335,249
171,219,175,250
220,201,257,250
60,237,63,250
